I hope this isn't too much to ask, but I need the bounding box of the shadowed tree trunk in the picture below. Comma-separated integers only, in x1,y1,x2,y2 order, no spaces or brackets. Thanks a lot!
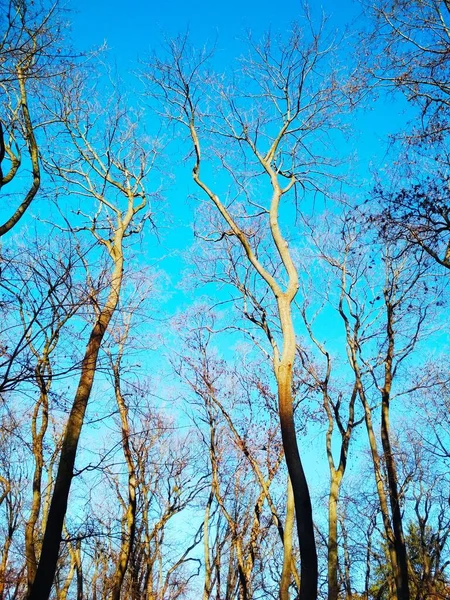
27,248,124,600
26,78,150,596
379,286,410,600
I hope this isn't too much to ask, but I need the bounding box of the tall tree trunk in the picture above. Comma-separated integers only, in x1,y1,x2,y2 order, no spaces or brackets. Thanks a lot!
27,248,124,600
324,384,355,600
189,104,318,600
380,393,409,600
343,300,407,600
0,528,13,600
277,298,317,600
340,513,352,600
359,385,402,597
380,300,409,600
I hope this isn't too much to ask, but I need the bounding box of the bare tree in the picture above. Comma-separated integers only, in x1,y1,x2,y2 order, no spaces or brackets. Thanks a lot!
17,242,89,591
364,1,450,270
27,70,155,599
299,293,362,600
146,17,349,597
367,0,450,144
116,405,201,600
0,0,72,236
332,234,433,600
0,414,26,600
173,313,299,599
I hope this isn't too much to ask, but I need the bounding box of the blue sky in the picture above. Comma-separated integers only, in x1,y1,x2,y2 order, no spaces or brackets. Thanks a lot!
31,0,438,495
70,0,362,61
66,0,413,249
2,4,448,590
67,0,413,192
61,0,422,375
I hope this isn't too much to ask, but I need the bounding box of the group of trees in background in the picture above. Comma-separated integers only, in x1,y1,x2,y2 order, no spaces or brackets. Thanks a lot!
0,0,449,599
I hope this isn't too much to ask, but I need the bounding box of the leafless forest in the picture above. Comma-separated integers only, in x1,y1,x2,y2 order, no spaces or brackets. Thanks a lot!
0,1,449,599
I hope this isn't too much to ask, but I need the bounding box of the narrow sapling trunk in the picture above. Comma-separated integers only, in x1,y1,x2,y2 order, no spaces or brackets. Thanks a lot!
280,477,295,600
110,358,138,600
381,388,410,600
25,354,51,590
203,491,214,600
304,295,357,600
324,383,356,600
328,470,342,600
340,293,406,600
359,385,403,589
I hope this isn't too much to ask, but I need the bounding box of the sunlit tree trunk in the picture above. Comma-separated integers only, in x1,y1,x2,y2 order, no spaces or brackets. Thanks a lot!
25,351,51,589
276,330,316,599
280,477,295,600
110,352,137,600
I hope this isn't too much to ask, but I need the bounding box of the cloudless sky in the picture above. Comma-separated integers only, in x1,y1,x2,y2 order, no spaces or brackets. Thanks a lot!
67,0,411,192
62,0,417,351
64,0,407,472
70,0,362,61
15,1,441,541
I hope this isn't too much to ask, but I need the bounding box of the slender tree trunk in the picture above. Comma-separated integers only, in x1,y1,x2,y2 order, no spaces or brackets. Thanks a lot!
207,388,301,592
236,545,249,600
380,300,410,600
364,517,376,600
110,362,137,600
341,514,352,600
280,477,295,600
27,250,124,600
73,540,83,600
328,471,342,600
25,355,50,591
345,312,405,600
359,386,402,594
203,491,214,600
380,392,409,600
209,390,301,586
225,539,236,600
326,403,354,600
0,532,12,600
57,552,76,600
